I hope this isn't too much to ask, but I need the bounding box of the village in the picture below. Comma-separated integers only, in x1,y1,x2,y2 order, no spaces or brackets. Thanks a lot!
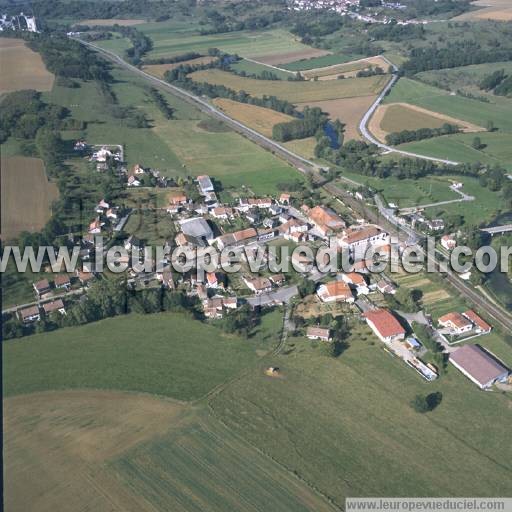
11,141,511,393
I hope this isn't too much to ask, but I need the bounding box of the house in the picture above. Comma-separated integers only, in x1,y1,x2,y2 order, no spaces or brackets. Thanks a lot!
17,305,41,323
285,231,307,243
211,206,233,220
279,218,308,236
306,326,332,341
206,272,222,288
127,175,141,187
269,274,285,286
243,276,272,294
341,272,369,295
88,218,103,234
76,269,95,285
196,284,208,300
175,232,202,247
157,270,175,289
364,309,406,343
42,299,66,315
317,280,354,303
54,274,71,290
222,296,238,309
197,175,214,194
238,197,272,211
217,228,257,249
204,306,223,319
169,193,187,205
441,234,457,251
308,205,346,237
449,344,509,389
245,210,260,224
269,204,281,216
33,279,51,297
376,279,397,295
425,219,445,231
96,199,110,213
106,208,118,220
179,217,214,244
438,312,473,335
339,225,390,257
279,193,291,204
463,310,492,334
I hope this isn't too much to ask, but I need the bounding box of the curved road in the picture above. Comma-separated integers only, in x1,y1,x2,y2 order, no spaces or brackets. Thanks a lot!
73,37,512,333
358,57,460,166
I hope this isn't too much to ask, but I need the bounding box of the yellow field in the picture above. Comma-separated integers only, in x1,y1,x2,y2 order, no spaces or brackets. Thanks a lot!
190,69,389,103
303,56,389,80
142,56,217,79
454,0,512,21
75,19,146,26
296,95,377,140
213,98,295,137
0,156,59,241
0,38,54,94
4,390,335,512
369,102,485,143
283,136,318,159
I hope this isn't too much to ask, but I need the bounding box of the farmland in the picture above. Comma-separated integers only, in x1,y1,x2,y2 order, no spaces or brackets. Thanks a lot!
230,58,294,80
302,56,390,80
2,311,281,399
369,102,484,143
189,69,389,103
454,0,512,21
142,56,217,79
211,330,512,509
0,156,59,241
0,38,54,94
213,98,296,137
76,18,146,26
281,53,360,71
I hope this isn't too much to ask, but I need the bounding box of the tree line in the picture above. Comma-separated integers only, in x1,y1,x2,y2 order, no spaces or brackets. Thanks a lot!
272,107,327,142
385,123,460,145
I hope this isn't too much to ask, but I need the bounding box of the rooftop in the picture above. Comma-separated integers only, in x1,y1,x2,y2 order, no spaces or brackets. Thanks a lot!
364,309,406,338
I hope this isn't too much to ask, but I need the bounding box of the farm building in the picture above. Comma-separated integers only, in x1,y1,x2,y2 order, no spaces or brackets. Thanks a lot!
438,312,473,335
338,225,390,258
217,227,257,249
462,310,492,334
317,280,354,303
179,217,214,244
308,205,346,237
306,326,332,341
364,308,406,343
197,175,214,195
449,345,509,389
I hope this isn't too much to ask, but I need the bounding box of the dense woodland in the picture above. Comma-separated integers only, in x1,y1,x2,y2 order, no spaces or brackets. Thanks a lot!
385,124,460,145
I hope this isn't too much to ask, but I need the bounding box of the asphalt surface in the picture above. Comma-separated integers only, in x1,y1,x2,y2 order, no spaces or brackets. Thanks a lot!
73,37,512,333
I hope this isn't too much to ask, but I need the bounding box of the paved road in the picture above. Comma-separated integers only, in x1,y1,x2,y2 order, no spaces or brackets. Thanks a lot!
358,62,460,166
74,37,512,333
2,287,86,315
245,285,298,307
398,185,475,215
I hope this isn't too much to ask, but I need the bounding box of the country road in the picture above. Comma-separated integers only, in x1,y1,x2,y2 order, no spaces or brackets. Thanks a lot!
73,37,512,333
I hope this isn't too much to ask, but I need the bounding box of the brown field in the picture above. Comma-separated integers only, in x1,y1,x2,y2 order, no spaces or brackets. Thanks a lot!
422,289,451,304
213,98,295,137
303,56,389,80
75,19,146,26
142,56,216,79
296,95,377,140
190,69,389,103
294,294,353,318
1,156,59,241
454,0,512,21
283,136,318,159
4,390,187,512
0,38,54,94
4,390,336,512
255,48,332,66
368,102,485,143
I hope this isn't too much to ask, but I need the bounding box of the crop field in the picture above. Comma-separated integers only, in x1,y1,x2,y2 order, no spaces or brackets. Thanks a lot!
0,38,54,94
153,120,303,194
189,69,389,103
2,312,281,399
136,23,315,61
370,102,484,142
297,95,377,140
282,53,360,71
230,58,294,79
454,0,512,21
213,98,295,137
142,56,217,79
4,391,335,512
211,330,512,508
1,156,59,241
283,136,318,159
302,56,389,80
385,78,512,132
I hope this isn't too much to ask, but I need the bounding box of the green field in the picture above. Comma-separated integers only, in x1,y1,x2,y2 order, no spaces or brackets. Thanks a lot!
134,22,311,60
2,311,282,399
281,53,360,71
114,409,336,512
210,328,512,508
230,58,293,79
398,131,512,170
416,61,512,92
153,120,303,194
385,78,512,132
190,69,389,102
